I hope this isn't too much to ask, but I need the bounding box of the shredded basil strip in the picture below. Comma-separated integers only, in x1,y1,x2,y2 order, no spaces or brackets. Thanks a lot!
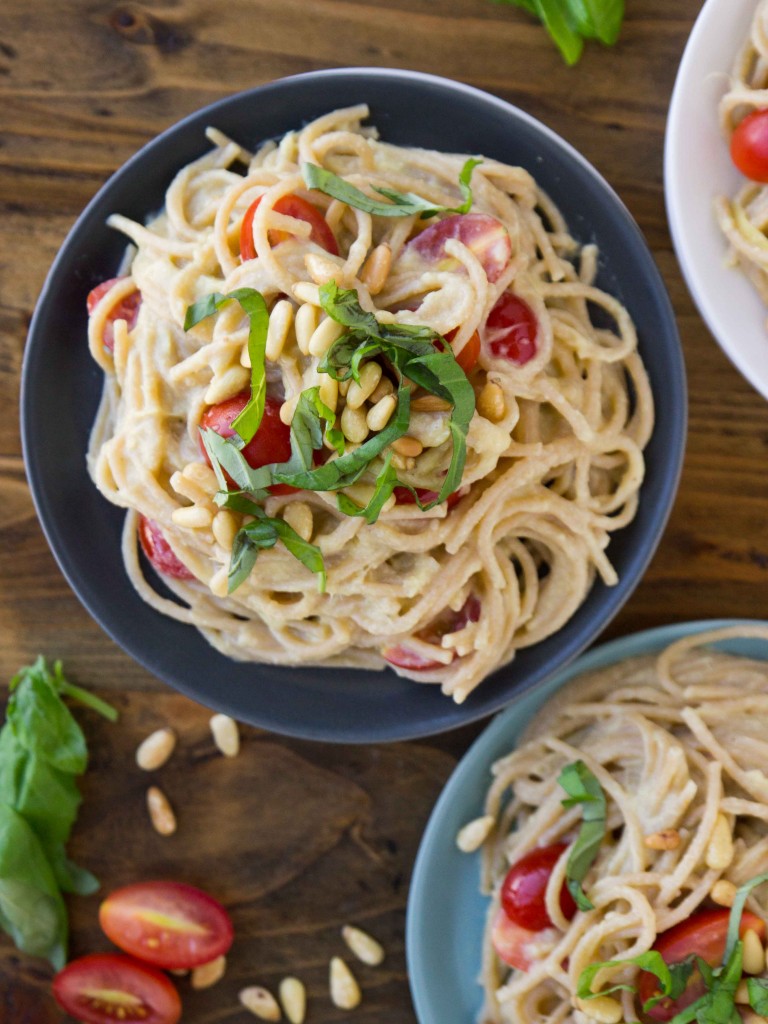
576,950,694,1008
723,871,768,965
184,288,269,445
557,760,606,912
747,978,768,1015
302,158,482,220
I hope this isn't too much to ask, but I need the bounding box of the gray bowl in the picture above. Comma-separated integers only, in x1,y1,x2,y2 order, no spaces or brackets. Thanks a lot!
20,68,686,742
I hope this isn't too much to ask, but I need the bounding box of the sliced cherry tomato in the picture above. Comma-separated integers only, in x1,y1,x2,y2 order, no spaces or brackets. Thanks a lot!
99,881,234,970
138,516,194,580
408,213,511,283
240,194,339,260
382,594,481,671
639,908,766,1021
731,108,768,182
199,393,296,495
491,908,552,972
485,292,538,365
500,843,577,932
53,953,181,1024
86,277,141,351
393,486,464,509
437,328,481,374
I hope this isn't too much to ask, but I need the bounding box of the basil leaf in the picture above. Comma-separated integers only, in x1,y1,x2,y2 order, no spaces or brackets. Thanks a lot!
747,978,768,1016
336,454,400,524
496,0,625,64
577,949,678,1003
532,0,584,65
7,660,88,774
303,158,482,220
184,288,269,444
557,760,606,911
225,498,326,593
695,940,743,1024
723,871,768,965
579,0,623,43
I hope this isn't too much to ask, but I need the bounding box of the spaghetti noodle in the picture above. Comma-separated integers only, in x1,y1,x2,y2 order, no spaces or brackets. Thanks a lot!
468,624,768,1023
86,105,652,703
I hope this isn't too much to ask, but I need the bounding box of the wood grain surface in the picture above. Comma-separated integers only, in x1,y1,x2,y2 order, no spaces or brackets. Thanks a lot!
2,0,768,1021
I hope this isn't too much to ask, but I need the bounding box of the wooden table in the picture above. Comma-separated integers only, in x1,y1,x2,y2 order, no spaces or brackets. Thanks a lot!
2,1,767,1020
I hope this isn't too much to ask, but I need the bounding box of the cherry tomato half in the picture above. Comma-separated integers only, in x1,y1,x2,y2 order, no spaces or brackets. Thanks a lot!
53,953,181,1024
138,516,194,580
99,881,234,970
409,213,512,283
240,194,339,261
382,594,481,671
731,108,768,182
500,843,577,932
439,328,481,374
491,908,550,972
86,277,141,351
393,486,464,509
485,292,538,365
199,393,296,496
638,908,766,1021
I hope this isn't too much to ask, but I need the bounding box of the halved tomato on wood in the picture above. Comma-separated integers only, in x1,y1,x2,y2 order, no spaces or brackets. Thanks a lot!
53,953,181,1024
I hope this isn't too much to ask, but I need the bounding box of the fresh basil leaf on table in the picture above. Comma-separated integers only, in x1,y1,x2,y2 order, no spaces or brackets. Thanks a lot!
495,0,624,65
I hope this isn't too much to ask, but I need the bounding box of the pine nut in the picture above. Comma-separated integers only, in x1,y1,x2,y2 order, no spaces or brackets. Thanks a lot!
390,452,410,471
711,879,737,907
308,315,345,359
294,302,319,355
209,565,229,598
743,928,765,974
136,728,176,771
280,394,301,425
212,509,238,550
279,977,306,1024
146,786,176,836
210,713,240,757
341,405,369,443
644,829,681,851
477,380,506,423
266,299,294,361
282,501,314,542
239,986,282,1021
329,957,361,1010
341,925,385,966
204,365,251,405
360,243,391,295
367,394,397,432
305,252,342,285
456,814,495,853
183,461,219,490
338,376,351,397
391,435,423,458
318,373,339,413
292,281,321,307
346,362,383,410
706,814,734,870
369,376,394,403
171,506,212,530
575,995,623,1024
736,979,751,1004
410,394,452,412
191,955,226,989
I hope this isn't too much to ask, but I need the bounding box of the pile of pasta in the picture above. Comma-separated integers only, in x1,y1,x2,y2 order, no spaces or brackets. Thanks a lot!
472,624,768,1023
87,105,652,703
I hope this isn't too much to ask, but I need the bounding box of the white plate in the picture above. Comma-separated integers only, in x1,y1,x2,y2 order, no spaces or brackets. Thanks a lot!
665,0,768,400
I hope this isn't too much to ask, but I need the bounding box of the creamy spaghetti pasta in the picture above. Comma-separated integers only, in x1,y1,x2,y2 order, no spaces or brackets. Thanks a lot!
465,624,768,1023
86,105,652,703
717,0,768,304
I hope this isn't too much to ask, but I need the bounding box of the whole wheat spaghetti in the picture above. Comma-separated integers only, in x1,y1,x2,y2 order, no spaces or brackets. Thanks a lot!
468,624,768,1023
86,105,652,703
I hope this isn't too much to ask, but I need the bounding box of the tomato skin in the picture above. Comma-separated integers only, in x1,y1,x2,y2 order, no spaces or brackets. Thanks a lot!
441,328,481,374
199,393,296,495
382,594,480,671
393,486,464,509
731,109,768,182
409,213,511,282
485,292,538,365
500,844,577,932
99,881,234,970
86,277,141,351
53,953,181,1024
240,194,339,260
639,908,766,1021
138,516,194,580
491,908,550,971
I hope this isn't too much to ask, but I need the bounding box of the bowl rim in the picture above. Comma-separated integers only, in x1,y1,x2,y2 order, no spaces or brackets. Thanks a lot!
20,67,686,742
406,617,768,1023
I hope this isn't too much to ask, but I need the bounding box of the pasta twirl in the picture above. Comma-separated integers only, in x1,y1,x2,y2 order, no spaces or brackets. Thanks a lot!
470,625,768,1024
86,105,652,703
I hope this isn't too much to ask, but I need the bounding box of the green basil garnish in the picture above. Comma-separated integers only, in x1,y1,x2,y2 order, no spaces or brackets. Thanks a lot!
495,0,624,66
557,760,606,911
576,950,693,1009
302,157,482,220
185,288,269,445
